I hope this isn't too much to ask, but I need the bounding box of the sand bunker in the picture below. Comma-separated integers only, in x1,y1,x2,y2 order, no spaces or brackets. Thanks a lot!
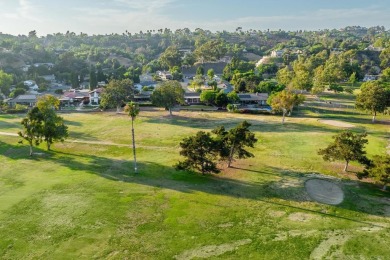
318,120,355,128
305,179,344,205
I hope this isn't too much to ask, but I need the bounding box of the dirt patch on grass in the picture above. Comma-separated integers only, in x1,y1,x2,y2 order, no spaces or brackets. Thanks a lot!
273,229,318,241
318,120,355,128
305,179,344,205
268,210,286,218
175,239,252,260
218,222,234,228
288,212,316,222
310,232,351,259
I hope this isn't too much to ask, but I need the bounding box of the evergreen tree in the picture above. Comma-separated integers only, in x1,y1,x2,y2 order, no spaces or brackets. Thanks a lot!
318,131,368,172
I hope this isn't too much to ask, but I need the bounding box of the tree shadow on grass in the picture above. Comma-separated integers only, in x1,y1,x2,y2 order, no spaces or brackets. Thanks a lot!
1,141,389,226
143,114,345,134
0,120,21,130
63,119,83,127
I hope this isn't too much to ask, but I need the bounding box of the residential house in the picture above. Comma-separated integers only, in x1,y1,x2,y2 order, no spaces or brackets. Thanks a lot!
7,94,38,108
24,80,39,90
89,88,104,105
184,92,201,104
60,89,90,107
237,93,269,106
363,74,380,82
270,50,284,58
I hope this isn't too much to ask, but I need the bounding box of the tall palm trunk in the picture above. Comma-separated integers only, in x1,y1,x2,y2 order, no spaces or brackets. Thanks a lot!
131,119,137,173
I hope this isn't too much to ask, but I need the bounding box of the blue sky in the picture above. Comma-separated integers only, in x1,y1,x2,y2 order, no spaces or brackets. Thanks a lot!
0,0,389,36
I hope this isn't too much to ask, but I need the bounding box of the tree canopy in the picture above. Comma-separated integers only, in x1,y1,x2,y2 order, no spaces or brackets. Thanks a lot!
151,80,184,115
100,79,135,112
175,131,220,174
359,154,390,190
355,81,389,122
18,107,44,156
0,70,13,96
267,90,305,123
318,131,368,172
213,121,258,167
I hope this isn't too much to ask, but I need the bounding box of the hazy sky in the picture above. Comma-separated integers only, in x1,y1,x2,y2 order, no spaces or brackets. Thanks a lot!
0,0,389,36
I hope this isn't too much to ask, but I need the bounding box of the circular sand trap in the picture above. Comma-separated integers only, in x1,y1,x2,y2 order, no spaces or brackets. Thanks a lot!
305,179,344,205
319,120,355,128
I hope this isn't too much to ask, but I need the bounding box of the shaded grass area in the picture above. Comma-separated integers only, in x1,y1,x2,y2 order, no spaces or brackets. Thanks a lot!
0,96,390,259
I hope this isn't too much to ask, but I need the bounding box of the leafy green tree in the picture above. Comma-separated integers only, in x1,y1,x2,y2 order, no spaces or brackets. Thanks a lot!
222,58,255,81
41,110,68,150
36,94,60,111
213,121,258,167
151,80,184,116
190,75,204,90
359,155,390,190
196,65,205,76
318,131,368,172
175,131,220,174
313,54,346,92
96,63,106,82
349,72,358,87
267,90,305,123
169,66,183,81
182,52,196,66
379,47,390,68
194,39,227,62
124,102,140,173
227,91,240,103
208,80,218,91
89,65,98,90
276,66,293,87
124,66,141,83
231,71,262,92
100,79,135,112
36,95,68,150
9,88,26,98
328,84,344,93
291,58,313,91
70,72,79,88
355,81,389,123
159,45,182,69
380,68,390,83
215,92,229,108
207,69,215,80
256,81,285,94
0,70,13,97
200,90,216,105
18,107,43,156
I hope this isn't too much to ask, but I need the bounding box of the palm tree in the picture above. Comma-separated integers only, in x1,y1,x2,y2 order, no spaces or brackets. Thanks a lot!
125,102,140,173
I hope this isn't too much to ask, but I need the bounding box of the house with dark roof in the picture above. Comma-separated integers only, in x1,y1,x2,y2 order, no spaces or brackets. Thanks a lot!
237,93,268,106
184,92,201,104
7,94,38,108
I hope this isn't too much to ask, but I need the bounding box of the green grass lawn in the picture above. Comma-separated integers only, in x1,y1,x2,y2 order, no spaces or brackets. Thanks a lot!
0,99,390,259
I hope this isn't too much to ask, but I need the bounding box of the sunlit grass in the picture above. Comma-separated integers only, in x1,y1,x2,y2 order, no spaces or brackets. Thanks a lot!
0,95,389,259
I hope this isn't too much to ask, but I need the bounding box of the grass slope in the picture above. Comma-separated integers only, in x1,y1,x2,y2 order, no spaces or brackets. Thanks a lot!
0,97,389,259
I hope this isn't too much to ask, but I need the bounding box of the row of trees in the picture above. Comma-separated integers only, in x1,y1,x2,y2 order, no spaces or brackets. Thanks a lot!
18,95,68,155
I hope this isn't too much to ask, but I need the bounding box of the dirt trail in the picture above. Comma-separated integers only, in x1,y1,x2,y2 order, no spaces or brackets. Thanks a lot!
0,131,172,150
